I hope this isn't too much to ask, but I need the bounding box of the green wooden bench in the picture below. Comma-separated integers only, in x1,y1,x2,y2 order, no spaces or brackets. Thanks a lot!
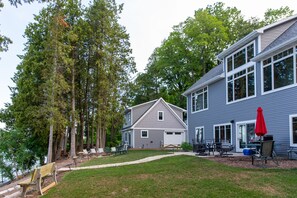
18,162,57,197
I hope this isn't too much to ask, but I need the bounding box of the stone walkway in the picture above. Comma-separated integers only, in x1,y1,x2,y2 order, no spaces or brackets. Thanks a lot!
58,152,196,172
0,152,196,197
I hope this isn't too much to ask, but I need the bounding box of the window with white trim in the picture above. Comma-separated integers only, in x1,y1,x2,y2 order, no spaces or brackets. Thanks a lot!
191,87,208,113
227,43,255,72
214,124,231,143
141,130,149,138
262,47,296,93
290,115,297,146
195,127,204,143
227,65,255,102
226,42,255,103
158,111,164,121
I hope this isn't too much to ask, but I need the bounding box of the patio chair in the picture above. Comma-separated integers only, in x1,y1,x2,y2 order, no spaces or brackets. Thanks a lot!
205,140,215,155
252,140,278,166
194,142,206,156
219,141,234,156
78,149,90,161
90,148,97,157
111,147,117,155
97,148,104,156
287,146,297,159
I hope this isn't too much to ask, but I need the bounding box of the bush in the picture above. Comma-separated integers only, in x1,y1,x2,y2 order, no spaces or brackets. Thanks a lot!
181,142,193,151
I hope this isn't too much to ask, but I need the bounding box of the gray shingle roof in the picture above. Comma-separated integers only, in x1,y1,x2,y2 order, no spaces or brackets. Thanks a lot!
183,64,224,96
262,21,297,53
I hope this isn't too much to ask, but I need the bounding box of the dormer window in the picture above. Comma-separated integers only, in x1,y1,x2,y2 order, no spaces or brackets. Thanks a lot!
262,47,296,93
158,111,164,121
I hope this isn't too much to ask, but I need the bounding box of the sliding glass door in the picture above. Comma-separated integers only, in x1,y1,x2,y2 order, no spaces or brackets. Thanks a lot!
236,121,256,152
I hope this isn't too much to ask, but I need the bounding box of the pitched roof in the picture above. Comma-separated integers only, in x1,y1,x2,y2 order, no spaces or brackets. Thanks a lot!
252,21,297,61
217,14,297,59
182,64,224,96
123,98,186,130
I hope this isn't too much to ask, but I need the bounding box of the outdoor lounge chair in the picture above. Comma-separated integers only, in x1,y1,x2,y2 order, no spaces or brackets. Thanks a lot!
90,148,97,157
252,140,278,166
111,147,117,155
97,148,104,155
77,149,90,161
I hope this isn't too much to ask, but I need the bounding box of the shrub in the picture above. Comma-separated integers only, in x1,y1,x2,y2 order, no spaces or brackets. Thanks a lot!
181,142,193,151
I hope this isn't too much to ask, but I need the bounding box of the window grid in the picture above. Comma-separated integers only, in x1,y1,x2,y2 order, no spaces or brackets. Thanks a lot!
262,46,296,93
191,87,208,113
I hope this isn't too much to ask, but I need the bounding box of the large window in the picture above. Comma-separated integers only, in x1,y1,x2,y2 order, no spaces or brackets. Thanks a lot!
227,66,255,102
263,47,296,93
214,124,231,143
227,43,255,72
290,115,297,146
191,87,208,113
226,42,255,103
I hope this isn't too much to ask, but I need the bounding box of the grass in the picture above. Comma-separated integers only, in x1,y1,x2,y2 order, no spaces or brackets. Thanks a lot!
80,150,172,167
44,152,297,198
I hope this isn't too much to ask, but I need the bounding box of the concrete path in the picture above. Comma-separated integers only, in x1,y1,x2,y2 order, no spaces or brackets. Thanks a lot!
58,152,196,172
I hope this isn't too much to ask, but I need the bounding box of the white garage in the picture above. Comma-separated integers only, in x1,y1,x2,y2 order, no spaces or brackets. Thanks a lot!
164,131,185,146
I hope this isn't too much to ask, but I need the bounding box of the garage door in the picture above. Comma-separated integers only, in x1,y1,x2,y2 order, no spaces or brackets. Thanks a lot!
164,132,185,146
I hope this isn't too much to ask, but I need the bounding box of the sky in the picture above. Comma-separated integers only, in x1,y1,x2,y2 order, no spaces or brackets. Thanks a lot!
0,0,297,128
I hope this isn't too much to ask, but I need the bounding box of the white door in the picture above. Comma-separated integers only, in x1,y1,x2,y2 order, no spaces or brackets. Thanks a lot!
236,122,256,152
164,132,185,146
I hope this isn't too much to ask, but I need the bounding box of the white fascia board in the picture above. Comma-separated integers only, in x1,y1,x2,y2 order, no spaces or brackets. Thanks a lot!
128,99,158,109
131,98,160,128
217,31,259,59
182,73,225,96
161,99,187,129
168,103,187,112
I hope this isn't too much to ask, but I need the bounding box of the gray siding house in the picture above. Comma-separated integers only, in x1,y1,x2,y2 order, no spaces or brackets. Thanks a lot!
183,15,297,155
122,98,187,149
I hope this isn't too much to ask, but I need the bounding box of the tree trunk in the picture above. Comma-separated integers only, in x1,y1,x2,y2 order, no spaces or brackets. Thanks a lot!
79,111,84,151
70,67,76,157
47,124,54,163
96,122,100,150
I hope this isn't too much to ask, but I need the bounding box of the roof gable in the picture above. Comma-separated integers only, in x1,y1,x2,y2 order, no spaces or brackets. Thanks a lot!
252,21,297,61
217,14,297,59
132,98,186,129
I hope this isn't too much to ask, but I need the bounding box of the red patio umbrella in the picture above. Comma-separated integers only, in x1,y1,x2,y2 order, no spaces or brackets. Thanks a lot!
255,107,267,139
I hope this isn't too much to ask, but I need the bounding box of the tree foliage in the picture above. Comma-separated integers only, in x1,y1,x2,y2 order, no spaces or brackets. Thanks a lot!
130,2,294,108
0,0,136,175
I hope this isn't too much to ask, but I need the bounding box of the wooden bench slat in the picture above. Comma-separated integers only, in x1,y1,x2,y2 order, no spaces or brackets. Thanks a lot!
41,182,56,193
19,162,57,197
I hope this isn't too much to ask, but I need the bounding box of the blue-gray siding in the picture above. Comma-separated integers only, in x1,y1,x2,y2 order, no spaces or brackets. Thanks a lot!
187,59,297,155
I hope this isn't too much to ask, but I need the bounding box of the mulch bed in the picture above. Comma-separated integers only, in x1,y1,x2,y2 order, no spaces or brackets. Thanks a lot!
207,155,297,169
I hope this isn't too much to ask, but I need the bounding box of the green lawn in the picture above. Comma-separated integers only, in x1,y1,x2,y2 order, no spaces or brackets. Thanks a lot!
80,150,172,167
45,152,297,198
